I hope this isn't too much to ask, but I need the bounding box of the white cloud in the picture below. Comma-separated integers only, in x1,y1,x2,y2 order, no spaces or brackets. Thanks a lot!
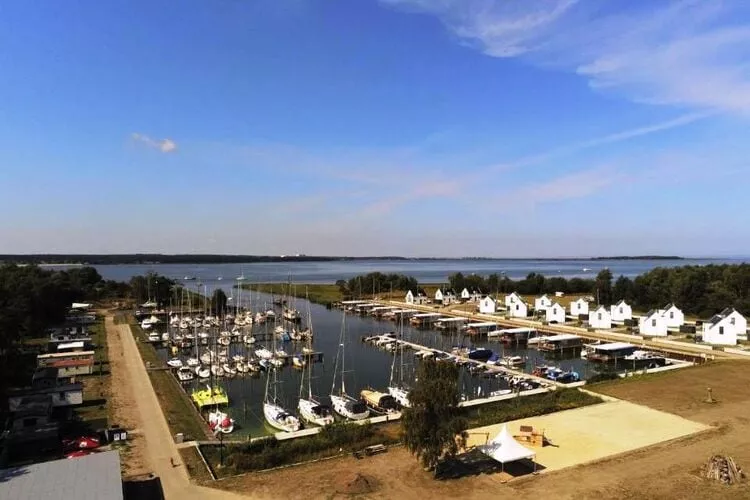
382,0,750,115
131,133,178,153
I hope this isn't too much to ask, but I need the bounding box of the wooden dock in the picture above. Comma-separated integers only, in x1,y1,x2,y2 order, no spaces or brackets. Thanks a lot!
377,300,728,361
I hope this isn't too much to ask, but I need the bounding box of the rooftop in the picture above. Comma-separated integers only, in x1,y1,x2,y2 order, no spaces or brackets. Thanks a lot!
0,450,123,500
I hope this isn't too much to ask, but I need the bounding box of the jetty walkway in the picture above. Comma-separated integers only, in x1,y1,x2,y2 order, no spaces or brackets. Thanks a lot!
378,300,749,361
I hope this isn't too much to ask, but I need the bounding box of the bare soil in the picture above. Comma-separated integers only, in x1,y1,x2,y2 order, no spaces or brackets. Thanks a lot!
105,314,151,477
207,360,750,499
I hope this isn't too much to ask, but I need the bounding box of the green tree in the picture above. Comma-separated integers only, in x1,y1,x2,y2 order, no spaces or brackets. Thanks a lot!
595,269,613,305
401,359,468,473
612,275,634,302
211,289,228,315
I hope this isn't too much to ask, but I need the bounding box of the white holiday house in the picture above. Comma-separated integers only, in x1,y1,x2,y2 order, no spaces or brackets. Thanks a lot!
545,303,566,324
610,300,632,322
660,304,685,329
534,294,552,310
460,288,470,301
505,292,523,308
436,288,458,306
478,296,496,314
702,308,746,345
469,288,483,303
509,300,528,318
639,310,668,336
405,289,429,305
569,298,589,317
589,306,612,329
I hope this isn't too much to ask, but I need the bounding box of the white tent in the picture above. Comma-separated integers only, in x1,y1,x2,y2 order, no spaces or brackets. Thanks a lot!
479,424,536,472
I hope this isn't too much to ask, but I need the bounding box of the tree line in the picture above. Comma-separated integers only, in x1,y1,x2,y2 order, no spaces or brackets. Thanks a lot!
447,264,750,316
337,272,419,297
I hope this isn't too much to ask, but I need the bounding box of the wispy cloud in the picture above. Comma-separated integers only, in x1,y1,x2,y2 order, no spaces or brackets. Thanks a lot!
131,133,178,153
382,0,750,115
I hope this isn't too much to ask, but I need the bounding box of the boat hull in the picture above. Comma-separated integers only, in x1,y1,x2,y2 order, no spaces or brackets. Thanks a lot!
263,403,301,432
331,394,369,420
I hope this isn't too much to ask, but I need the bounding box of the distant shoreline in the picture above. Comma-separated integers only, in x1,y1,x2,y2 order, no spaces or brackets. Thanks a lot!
0,253,708,265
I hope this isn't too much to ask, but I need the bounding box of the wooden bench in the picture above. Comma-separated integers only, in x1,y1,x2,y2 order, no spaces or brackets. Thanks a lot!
364,444,387,456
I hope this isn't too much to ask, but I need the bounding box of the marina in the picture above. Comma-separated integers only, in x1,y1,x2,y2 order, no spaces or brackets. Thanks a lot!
137,289,697,440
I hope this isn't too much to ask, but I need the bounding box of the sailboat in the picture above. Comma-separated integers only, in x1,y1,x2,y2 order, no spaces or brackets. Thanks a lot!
263,369,301,432
330,313,370,421
388,315,411,408
297,291,334,427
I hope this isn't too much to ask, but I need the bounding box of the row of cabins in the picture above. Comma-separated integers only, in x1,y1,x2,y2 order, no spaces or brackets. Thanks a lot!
7,304,95,448
405,287,484,306
404,288,748,345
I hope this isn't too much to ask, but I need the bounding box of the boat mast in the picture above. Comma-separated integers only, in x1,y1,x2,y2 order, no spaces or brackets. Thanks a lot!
306,288,313,400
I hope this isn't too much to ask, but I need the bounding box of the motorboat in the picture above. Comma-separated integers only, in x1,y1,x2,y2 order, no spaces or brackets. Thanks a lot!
208,410,234,434
166,357,183,368
210,364,225,377
200,351,214,365
499,356,525,367
361,389,398,413
467,348,494,361
489,389,513,397
292,354,307,368
222,363,237,377
195,365,210,378
255,347,273,360
161,332,170,342
186,357,200,367
147,332,161,342
244,334,256,345
177,366,194,382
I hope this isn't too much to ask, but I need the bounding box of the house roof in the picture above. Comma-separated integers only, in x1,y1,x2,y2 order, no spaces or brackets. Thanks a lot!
615,299,629,306
663,303,674,310
720,307,737,317
709,314,724,325
0,450,123,500
644,309,658,318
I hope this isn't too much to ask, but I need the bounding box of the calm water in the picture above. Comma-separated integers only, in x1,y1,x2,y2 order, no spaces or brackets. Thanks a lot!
152,292,597,438
71,258,740,287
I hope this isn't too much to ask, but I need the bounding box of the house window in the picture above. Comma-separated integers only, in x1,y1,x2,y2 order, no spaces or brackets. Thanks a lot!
619,307,623,314
598,313,602,320
515,304,519,310
730,318,735,325
651,319,656,327
669,311,674,319
719,326,724,334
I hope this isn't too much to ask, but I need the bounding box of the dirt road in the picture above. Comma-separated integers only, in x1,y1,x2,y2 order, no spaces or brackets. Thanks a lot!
106,315,252,500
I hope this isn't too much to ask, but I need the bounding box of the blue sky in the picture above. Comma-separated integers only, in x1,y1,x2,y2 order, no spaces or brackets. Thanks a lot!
1,0,749,257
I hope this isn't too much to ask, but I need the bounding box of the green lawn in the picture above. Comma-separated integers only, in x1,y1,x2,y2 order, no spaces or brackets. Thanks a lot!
242,283,344,306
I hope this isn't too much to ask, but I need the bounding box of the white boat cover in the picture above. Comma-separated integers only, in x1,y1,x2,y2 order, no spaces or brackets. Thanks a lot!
480,424,536,464
71,303,92,309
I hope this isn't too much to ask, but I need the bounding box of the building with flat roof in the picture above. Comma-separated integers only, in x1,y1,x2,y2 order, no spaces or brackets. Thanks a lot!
0,450,123,500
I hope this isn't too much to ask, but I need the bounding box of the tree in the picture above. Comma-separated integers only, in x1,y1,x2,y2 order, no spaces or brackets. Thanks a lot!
612,275,634,302
211,289,228,315
595,269,613,305
401,359,468,473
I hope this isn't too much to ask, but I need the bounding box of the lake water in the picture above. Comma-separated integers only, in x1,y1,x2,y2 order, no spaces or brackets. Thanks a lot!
150,292,601,439
68,257,741,289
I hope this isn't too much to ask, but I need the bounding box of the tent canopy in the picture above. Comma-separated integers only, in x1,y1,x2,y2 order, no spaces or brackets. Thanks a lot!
480,424,536,464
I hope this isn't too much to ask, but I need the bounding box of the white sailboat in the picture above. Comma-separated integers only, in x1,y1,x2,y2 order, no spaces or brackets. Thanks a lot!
388,315,411,408
298,291,334,427
263,369,301,432
330,313,370,421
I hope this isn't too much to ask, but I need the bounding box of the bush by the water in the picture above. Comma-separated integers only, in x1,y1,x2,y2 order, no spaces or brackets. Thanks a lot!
586,372,621,384
464,389,602,428
203,423,398,475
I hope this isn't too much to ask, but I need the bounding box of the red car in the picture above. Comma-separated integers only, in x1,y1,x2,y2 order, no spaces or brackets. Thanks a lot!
65,449,94,459
63,436,101,450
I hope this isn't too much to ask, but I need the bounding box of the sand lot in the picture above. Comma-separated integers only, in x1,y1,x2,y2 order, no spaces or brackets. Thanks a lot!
465,400,709,473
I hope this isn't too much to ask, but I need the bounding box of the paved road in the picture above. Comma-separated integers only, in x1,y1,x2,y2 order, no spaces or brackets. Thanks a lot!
106,316,253,500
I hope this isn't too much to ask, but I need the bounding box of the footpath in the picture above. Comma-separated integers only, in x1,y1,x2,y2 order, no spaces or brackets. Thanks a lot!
106,315,252,500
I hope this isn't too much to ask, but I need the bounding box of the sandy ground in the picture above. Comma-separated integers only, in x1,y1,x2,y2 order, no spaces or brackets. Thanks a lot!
465,400,709,472
105,314,150,477
208,360,750,500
